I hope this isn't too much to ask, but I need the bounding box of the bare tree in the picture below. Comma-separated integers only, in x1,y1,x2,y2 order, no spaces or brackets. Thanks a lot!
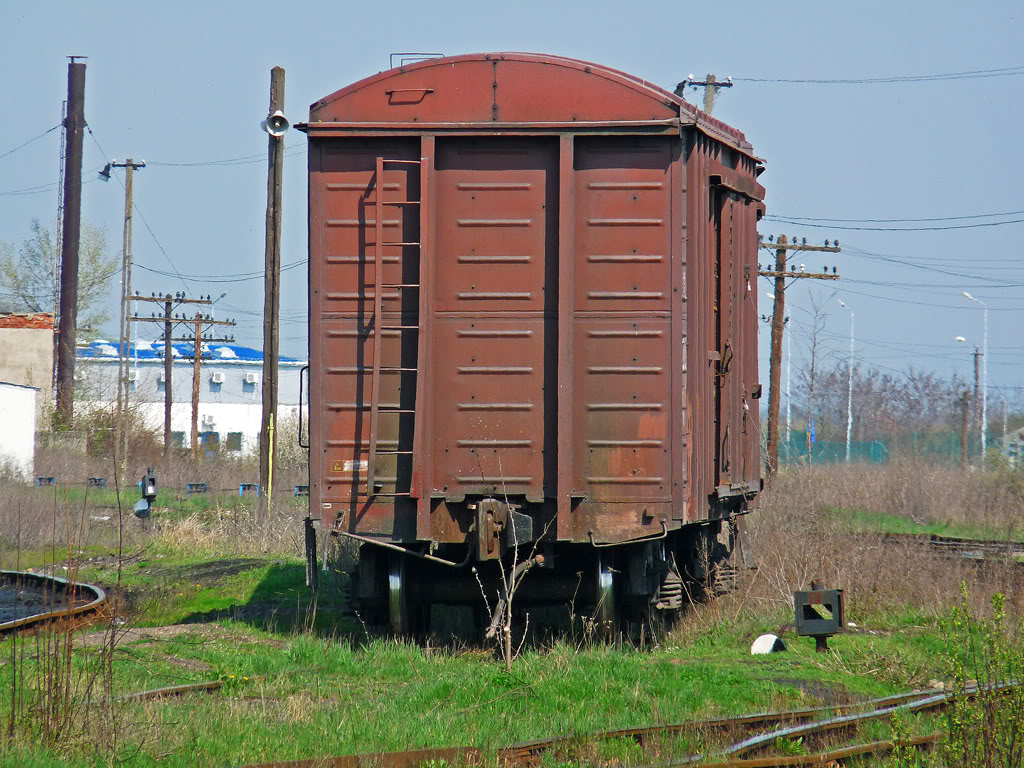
800,290,832,464
0,219,117,335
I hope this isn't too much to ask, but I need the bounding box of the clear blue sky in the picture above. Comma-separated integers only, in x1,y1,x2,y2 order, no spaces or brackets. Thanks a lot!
2,1,1022,398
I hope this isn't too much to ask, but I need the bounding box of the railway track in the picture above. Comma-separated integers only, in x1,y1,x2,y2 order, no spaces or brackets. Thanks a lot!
861,531,1024,562
0,570,107,634
241,683,1017,768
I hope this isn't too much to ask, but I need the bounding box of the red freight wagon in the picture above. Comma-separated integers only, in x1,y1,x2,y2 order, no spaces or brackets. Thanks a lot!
298,53,765,635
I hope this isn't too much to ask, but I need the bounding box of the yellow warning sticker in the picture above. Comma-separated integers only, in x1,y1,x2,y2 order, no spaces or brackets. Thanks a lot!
332,461,343,472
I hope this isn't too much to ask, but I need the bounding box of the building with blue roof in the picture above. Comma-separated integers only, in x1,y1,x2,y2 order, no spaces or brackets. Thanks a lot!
76,339,306,454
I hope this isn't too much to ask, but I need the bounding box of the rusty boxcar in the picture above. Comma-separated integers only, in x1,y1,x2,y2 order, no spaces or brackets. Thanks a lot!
298,53,765,635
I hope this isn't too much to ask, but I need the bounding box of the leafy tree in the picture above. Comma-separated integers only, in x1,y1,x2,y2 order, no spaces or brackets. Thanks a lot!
0,218,117,336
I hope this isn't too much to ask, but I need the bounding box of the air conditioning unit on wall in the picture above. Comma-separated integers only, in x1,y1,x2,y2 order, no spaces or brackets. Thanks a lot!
210,371,225,384
244,372,259,384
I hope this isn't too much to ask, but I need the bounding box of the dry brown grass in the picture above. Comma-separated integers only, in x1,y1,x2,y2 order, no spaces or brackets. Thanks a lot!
156,509,303,558
742,461,1024,622
33,443,307,497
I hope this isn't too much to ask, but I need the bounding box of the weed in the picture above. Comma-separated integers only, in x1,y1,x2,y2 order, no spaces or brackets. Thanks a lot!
940,585,1024,767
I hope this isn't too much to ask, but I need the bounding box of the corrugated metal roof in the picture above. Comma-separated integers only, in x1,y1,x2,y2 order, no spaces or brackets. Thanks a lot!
77,339,303,364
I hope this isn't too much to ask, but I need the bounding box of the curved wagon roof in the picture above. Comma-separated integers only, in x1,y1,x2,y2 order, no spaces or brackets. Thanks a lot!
301,52,756,157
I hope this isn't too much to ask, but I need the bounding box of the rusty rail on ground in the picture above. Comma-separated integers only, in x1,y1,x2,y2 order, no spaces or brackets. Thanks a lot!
241,685,981,768
693,732,942,767
866,532,1024,562
0,570,107,634
119,680,224,703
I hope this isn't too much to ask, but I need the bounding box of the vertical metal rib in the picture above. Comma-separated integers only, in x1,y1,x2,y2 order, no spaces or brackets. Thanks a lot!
366,156,385,495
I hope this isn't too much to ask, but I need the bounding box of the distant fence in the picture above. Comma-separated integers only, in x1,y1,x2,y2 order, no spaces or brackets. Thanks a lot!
779,430,983,466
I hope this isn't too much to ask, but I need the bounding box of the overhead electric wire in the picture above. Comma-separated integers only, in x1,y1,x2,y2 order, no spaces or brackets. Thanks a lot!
766,216,1024,232
828,286,1024,311
87,125,190,293
734,64,1024,84
135,259,305,283
148,144,305,168
766,208,1024,224
0,124,61,162
0,168,105,197
840,244,1024,285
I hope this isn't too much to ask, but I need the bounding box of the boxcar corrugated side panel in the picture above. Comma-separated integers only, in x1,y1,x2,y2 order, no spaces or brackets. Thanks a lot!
429,137,558,502
309,138,422,535
570,136,678,513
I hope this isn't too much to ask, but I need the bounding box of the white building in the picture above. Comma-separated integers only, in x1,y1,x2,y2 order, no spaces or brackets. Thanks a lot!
0,381,38,479
77,339,305,454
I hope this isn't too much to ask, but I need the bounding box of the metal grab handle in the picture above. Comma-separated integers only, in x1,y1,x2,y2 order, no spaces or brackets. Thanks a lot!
298,365,309,449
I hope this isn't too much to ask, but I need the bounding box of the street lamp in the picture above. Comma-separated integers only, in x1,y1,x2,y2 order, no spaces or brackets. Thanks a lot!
838,300,854,462
962,292,988,457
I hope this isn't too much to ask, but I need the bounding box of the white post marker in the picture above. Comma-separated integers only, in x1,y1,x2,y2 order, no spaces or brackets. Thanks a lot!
838,300,854,462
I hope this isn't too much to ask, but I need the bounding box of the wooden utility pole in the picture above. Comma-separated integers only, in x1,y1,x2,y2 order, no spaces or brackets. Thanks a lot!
960,390,971,470
168,313,236,459
55,57,86,428
260,66,286,497
114,159,145,466
760,236,841,478
129,293,213,456
673,74,733,115
163,298,173,455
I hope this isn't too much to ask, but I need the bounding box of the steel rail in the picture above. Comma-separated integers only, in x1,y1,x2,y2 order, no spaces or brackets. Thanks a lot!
692,732,941,767
0,570,107,634
500,689,939,762
676,681,1021,766
864,531,1024,560
238,686,954,768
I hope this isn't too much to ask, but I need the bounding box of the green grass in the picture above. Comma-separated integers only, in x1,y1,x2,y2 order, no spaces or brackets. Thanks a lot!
0,540,957,768
0,620,953,768
826,506,1024,541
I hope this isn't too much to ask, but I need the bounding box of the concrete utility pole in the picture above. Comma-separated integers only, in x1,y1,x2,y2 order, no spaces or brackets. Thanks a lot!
260,66,286,498
963,292,988,459
130,293,214,457
55,57,87,428
760,236,841,479
167,312,236,459
113,159,145,466
973,345,981,438
960,390,971,470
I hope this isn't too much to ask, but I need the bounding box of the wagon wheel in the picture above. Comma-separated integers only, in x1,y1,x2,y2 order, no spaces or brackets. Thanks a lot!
594,551,618,642
388,553,412,636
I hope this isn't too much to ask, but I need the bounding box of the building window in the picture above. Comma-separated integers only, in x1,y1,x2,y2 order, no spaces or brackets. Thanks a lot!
226,432,243,452
200,431,220,455
171,431,185,449
157,380,165,392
